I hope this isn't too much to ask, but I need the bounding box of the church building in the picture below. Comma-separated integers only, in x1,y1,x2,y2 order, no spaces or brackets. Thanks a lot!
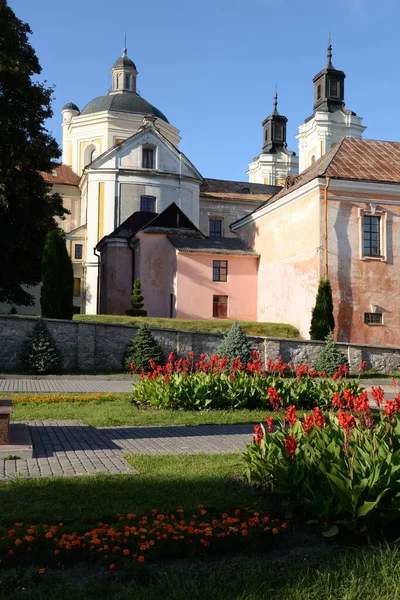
5,42,400,346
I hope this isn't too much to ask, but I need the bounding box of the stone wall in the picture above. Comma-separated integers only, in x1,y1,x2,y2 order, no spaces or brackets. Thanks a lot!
1,315,400,373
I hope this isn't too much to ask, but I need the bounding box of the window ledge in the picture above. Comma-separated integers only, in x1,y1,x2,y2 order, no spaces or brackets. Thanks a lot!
361,255,387,262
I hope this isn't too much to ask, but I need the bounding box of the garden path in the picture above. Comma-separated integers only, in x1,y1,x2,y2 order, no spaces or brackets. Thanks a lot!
0,421,253,480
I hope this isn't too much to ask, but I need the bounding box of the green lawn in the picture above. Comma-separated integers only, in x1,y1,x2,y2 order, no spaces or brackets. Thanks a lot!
11,397,275,426
73,314,300,339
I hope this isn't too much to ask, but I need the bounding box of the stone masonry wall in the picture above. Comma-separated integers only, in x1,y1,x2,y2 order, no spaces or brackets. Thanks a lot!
1,315,400,373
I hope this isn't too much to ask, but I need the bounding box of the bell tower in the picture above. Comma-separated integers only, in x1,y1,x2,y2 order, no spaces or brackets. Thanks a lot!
248,92,299,185
297,41,365,172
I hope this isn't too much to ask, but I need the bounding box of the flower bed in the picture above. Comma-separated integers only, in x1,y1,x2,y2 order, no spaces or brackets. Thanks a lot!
242,390,400,536
10,393,127,405
131,352,364,411
0,507,286,570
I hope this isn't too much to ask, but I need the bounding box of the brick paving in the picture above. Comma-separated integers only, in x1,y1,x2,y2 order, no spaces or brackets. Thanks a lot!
0,377,132,394
0,421,253,480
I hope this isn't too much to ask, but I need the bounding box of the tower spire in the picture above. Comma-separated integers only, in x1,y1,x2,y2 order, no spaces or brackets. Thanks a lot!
272,86,279,115
327,32,333,67
123,34,127,56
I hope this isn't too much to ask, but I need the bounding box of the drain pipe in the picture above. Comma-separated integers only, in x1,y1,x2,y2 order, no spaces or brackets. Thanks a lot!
324,177,331,279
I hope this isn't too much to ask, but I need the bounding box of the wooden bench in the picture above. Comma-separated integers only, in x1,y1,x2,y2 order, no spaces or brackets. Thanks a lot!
0,399,12,445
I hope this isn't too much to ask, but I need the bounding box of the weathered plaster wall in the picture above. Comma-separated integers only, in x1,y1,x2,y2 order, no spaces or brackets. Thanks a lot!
100,244,132,315
327,189,400,345
135,233,177,318
175,253,258,320
240,190,321,337
1,316,400,373
199,197,259,238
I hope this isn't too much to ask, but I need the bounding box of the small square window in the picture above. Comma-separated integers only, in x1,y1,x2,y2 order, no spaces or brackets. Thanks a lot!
209,219,222,237
73,277,81,297
364,313,383,325
74,244,83,260
140,196,156,212
213,295,228,318
213,260,228,282
142,147,154,169
363,215,381,257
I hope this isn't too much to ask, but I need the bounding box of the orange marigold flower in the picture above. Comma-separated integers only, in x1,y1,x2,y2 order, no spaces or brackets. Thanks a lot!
14,538,22,546
8,550,14,555
282,523,287,528
109,564,115,569
272,528,278,535
200,539,210,546
241,530,248,536
200,510,207,515
198,504,204,509
54,550,60,556
38,568,46,574
123,549,130,556
45,532,53,539
138,555,145,563
14,523,23,527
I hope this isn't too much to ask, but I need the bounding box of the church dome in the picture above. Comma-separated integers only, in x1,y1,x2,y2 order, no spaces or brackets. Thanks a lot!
112,54,136,70
62,102,80,112
80,92,169,123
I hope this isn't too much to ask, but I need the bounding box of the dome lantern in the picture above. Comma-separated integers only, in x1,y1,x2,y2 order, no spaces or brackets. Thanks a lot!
111,48,138,93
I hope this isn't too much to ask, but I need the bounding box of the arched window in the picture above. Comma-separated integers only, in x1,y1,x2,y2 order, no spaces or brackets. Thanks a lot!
124,74,130,89
90,148,99,162
84,144,99,168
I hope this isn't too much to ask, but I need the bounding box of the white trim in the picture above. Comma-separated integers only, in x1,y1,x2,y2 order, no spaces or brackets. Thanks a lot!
329,179,400,194
324,193,400,206
359,207,387,262
231,178,321,230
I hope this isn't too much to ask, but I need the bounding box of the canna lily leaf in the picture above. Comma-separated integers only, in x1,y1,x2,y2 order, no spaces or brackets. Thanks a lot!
322,525,339,537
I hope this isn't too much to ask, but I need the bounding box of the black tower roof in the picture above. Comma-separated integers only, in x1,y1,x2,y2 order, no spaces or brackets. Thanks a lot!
261,92,289,154
312,42,346,113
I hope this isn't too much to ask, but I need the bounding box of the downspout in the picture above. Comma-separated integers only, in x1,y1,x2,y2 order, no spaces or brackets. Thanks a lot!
324,177,331,279
93,246,100,314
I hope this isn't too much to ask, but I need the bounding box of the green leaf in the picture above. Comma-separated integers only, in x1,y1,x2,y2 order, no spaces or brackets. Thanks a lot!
322,525,339,537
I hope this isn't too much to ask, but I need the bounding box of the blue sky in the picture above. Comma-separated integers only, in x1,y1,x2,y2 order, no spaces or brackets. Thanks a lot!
9,0,400,181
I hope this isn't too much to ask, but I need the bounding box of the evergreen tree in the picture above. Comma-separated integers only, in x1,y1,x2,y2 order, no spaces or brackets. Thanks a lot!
20,319,62,374
309,279,335,340
123,324,164,372
0,1,66,306
40,228,74,319
314,331,348,376
126,279,147,317
218,321,253,367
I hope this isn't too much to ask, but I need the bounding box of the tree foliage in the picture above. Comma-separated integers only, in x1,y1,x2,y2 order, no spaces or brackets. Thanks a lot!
20,319,62,374
126,279,147,317
40,228,74,319
309,279,335,341
314,331,348,376
0,0,66,306
123,324,164,372
218,321,253,367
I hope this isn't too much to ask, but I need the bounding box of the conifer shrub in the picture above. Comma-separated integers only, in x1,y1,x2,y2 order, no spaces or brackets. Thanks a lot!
314,331,348,376
40,228,74,320
126,279,147,317
123,324,164,372
309,279,335,340
20,319,62,374
218,321,253,368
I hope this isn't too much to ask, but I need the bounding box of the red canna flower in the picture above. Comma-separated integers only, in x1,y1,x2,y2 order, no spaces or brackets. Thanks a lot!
332,391,343,409
343,389,355,410
285,435,297,458
384,400,396,420
360,360,367,372
337,410,356,430
265,417,274,433
253,425,264,445
371,386,385,408
251,350,260,359
129,363,136,373
302,413,314,435
285,405,297,428
168,352,176,363
267,387,281,410
353,391,370,415
188,351,195,360
312,407,326,429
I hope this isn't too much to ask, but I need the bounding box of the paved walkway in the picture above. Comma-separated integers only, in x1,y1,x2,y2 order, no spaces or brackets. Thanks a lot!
0,376,133,394
0,422,253,480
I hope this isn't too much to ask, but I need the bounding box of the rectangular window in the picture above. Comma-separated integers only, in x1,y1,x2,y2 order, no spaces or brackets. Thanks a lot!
317,84,322,100
142,148,154,169
363,215,381,256
74,244,83,260
364,313,383,325
140,196,156,212
213,260,228,282
73,277,81,297
209,219,222,237
330,79,340,98
213,295,228,318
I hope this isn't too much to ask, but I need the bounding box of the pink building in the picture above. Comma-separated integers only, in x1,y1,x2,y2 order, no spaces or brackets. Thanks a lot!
97,203,258,320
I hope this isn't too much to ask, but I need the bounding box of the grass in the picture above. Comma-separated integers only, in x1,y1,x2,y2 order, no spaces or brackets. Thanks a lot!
73,314,301,339
0,454,258,526
10,396,276,426
2,545,400,599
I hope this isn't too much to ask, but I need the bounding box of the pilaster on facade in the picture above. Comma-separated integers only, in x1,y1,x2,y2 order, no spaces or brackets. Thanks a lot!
247,151,299,185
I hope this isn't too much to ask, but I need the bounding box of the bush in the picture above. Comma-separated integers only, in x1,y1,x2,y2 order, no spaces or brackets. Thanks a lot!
126,278,147,317
309,279,334,340
123,324,164,372
20,319,62,374
242,401,400,536
218,322,252,367
40,228,74,320
315,331,348,376
132,352,362,411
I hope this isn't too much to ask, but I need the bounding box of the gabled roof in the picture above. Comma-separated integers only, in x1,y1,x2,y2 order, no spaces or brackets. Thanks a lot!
167,236,258,256
112,211,157,238
201,177,280,202
41,164,80,186
247,137,400,216
140,202,204,237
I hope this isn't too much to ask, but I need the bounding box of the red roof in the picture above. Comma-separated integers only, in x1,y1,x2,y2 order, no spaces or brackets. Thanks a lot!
41,164,80,186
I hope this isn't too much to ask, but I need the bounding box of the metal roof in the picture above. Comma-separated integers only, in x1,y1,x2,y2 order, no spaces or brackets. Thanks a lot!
80,92,169,123
167,236,258,256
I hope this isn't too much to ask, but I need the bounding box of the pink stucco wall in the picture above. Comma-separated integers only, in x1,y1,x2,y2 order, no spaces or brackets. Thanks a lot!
175,252,258,320
100,244,132,315
135,233,177,317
